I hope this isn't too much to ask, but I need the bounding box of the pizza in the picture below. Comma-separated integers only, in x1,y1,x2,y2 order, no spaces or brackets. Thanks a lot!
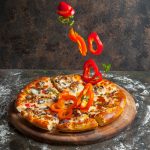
15,75,127,132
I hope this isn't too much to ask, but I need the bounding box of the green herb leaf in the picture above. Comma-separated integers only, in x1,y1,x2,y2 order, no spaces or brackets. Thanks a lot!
69,15,74,19
69,20,74,26
58,15,75,26
81,95,89,101
102,63,111,73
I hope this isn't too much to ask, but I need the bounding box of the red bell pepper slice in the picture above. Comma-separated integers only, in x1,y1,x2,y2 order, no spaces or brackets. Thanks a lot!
58,2,72,11
58,94,77,109
69,28,87,56
82,59,102,84
57,2,75,18
50,103,61,112
50,92,77,119
88,72,102,85
51,92,77,110
77,83,94,112
58,109,73,120
88,32,103,55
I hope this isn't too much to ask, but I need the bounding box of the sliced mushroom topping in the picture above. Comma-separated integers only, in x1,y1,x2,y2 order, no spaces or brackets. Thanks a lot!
59,119,69,124
51,96,58,102
38,81,45,87
30,88,40,95
39,105,49,110
26,95,32,99
38,99,45,104
73,109,82,117
38,112,47,116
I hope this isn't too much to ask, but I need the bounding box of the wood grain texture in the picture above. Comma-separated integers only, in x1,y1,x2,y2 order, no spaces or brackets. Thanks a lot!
8,85,137,145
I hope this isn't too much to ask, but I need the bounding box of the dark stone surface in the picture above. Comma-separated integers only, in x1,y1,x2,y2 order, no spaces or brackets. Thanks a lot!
0,70,150,149
0,0,150,70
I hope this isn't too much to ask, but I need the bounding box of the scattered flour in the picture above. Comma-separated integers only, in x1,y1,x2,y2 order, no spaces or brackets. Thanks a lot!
12,72,22,76
0,86,11,97
42,145,51,150
136,103,139,109
140,90,149,96
0,121,14,146
114,142,126,150
113,76,134,84
142,105,150,126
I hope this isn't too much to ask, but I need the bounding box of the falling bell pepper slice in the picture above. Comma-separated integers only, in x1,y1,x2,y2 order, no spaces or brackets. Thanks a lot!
82,59,102,84
83,59,99,82
77,83,94,112
57,1,75,18
88,72,102,85
88,32,103,55
57,10,75,18
69,28,87,56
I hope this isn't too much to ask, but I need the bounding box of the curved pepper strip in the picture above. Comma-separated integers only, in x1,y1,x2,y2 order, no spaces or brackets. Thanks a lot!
88,32,103,55
69,28,87,56
50,103,61,112
83,59,99,82
50,92,77,120
58,109,73,120
82,59,102,84
88,72,102,85
77,83,94,112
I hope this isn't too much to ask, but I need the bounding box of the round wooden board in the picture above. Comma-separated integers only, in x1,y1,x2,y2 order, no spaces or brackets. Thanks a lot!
8,85,137,145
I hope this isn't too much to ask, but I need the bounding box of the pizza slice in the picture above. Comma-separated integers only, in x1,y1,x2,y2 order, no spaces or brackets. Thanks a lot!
16,77,60,131
57,114,98,132
90,79,127,126
21,109,59,131
16,77,59,112
51,74,84,97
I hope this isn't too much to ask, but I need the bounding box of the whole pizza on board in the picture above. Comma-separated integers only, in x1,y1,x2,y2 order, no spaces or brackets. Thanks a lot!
16,74,127,132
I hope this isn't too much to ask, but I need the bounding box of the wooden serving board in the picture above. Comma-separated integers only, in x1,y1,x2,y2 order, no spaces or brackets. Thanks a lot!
8,86,137,145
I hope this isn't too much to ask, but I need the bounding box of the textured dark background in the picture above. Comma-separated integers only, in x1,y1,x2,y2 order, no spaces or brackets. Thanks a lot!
0,0,150,70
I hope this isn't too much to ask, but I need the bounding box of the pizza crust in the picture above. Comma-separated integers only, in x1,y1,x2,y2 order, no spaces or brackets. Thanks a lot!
57,114,98,132
20,110,59,131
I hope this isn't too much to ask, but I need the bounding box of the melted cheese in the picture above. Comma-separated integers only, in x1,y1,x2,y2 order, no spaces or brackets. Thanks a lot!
16,105,26,112
88,106,100,116
30,88,39,95
47,117,59,131
69,114,89,123
68,83,84,96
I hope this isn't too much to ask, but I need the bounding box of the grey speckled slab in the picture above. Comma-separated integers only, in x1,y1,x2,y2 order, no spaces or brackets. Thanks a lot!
0,70,150,150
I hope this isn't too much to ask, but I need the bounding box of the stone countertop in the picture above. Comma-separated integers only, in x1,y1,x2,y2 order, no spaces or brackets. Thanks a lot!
0,70,150,150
